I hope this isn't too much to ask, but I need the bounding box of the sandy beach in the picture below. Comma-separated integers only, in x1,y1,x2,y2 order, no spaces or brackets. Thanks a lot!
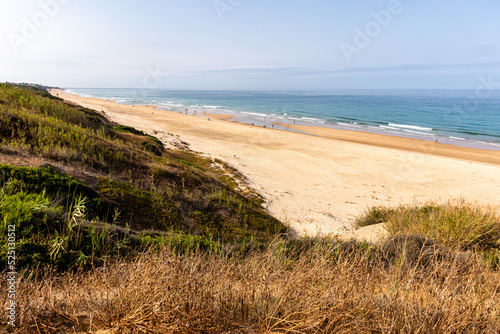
51,89,500,236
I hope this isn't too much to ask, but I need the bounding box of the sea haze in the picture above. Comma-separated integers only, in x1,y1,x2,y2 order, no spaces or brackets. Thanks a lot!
67,89,500,151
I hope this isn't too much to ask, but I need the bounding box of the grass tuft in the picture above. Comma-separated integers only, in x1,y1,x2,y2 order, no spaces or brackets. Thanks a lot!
357,201,500,251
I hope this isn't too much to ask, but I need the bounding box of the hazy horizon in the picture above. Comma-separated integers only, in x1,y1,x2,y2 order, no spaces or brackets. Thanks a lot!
2,1,499,90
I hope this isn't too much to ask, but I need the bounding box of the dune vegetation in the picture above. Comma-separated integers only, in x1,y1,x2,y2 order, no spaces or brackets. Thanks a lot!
1,83,499,333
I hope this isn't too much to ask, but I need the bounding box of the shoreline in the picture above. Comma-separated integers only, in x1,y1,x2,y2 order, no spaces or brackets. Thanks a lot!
224,119,500,167
50,89,500,236
274,123,500,166
62,88,500,153
57,90,500,166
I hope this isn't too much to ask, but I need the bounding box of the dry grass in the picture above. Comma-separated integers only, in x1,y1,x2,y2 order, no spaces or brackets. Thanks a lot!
4,239,500,333
356,200,500,251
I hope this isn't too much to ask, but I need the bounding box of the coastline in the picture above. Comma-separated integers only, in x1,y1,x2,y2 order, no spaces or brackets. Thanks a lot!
63,88,500,152
274,123,500,166
50,89,500,236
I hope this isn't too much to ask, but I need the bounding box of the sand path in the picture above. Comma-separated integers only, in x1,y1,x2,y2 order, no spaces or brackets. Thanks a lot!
51,89,500,236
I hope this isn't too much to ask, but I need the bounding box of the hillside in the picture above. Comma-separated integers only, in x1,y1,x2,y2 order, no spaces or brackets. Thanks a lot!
0,83,286,271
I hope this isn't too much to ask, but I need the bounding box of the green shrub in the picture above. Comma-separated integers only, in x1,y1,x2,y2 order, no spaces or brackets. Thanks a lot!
0,189,62,238
141,141,162,156
114,125,163,148
0,164,115,222
113,125,147,136
98,178,184,232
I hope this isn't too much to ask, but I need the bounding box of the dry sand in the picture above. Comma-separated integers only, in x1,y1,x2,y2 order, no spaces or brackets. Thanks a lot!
51,89,500,237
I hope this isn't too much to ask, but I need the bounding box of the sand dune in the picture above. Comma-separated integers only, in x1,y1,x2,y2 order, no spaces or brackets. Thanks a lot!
51,89,500,236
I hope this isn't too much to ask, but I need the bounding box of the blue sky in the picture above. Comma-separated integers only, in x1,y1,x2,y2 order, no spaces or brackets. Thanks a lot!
1,0,499,89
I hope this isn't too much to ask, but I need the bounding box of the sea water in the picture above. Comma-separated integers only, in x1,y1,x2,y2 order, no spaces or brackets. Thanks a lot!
67,88,500,151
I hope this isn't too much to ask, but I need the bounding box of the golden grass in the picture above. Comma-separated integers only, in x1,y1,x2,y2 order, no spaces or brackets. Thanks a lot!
356,200,500,251
4,239,500,333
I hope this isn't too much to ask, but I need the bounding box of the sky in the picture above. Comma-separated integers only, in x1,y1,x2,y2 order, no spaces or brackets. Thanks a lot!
0,0,499,90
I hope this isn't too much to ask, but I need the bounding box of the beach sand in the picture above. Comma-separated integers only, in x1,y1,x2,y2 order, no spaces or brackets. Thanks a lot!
51,89,500,236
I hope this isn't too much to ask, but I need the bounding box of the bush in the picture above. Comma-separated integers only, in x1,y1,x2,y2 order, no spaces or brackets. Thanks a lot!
98,177,184,232
0,164,115,222
141,141,162,156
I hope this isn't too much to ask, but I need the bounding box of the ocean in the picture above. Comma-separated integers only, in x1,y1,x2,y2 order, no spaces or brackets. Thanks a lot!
66,89,500,151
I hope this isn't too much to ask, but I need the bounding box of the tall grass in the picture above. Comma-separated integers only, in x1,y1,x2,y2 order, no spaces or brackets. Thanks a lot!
356,200,500,251
5,239,499,333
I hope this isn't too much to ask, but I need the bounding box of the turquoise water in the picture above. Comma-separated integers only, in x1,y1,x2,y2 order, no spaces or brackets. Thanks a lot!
67,89,500,150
